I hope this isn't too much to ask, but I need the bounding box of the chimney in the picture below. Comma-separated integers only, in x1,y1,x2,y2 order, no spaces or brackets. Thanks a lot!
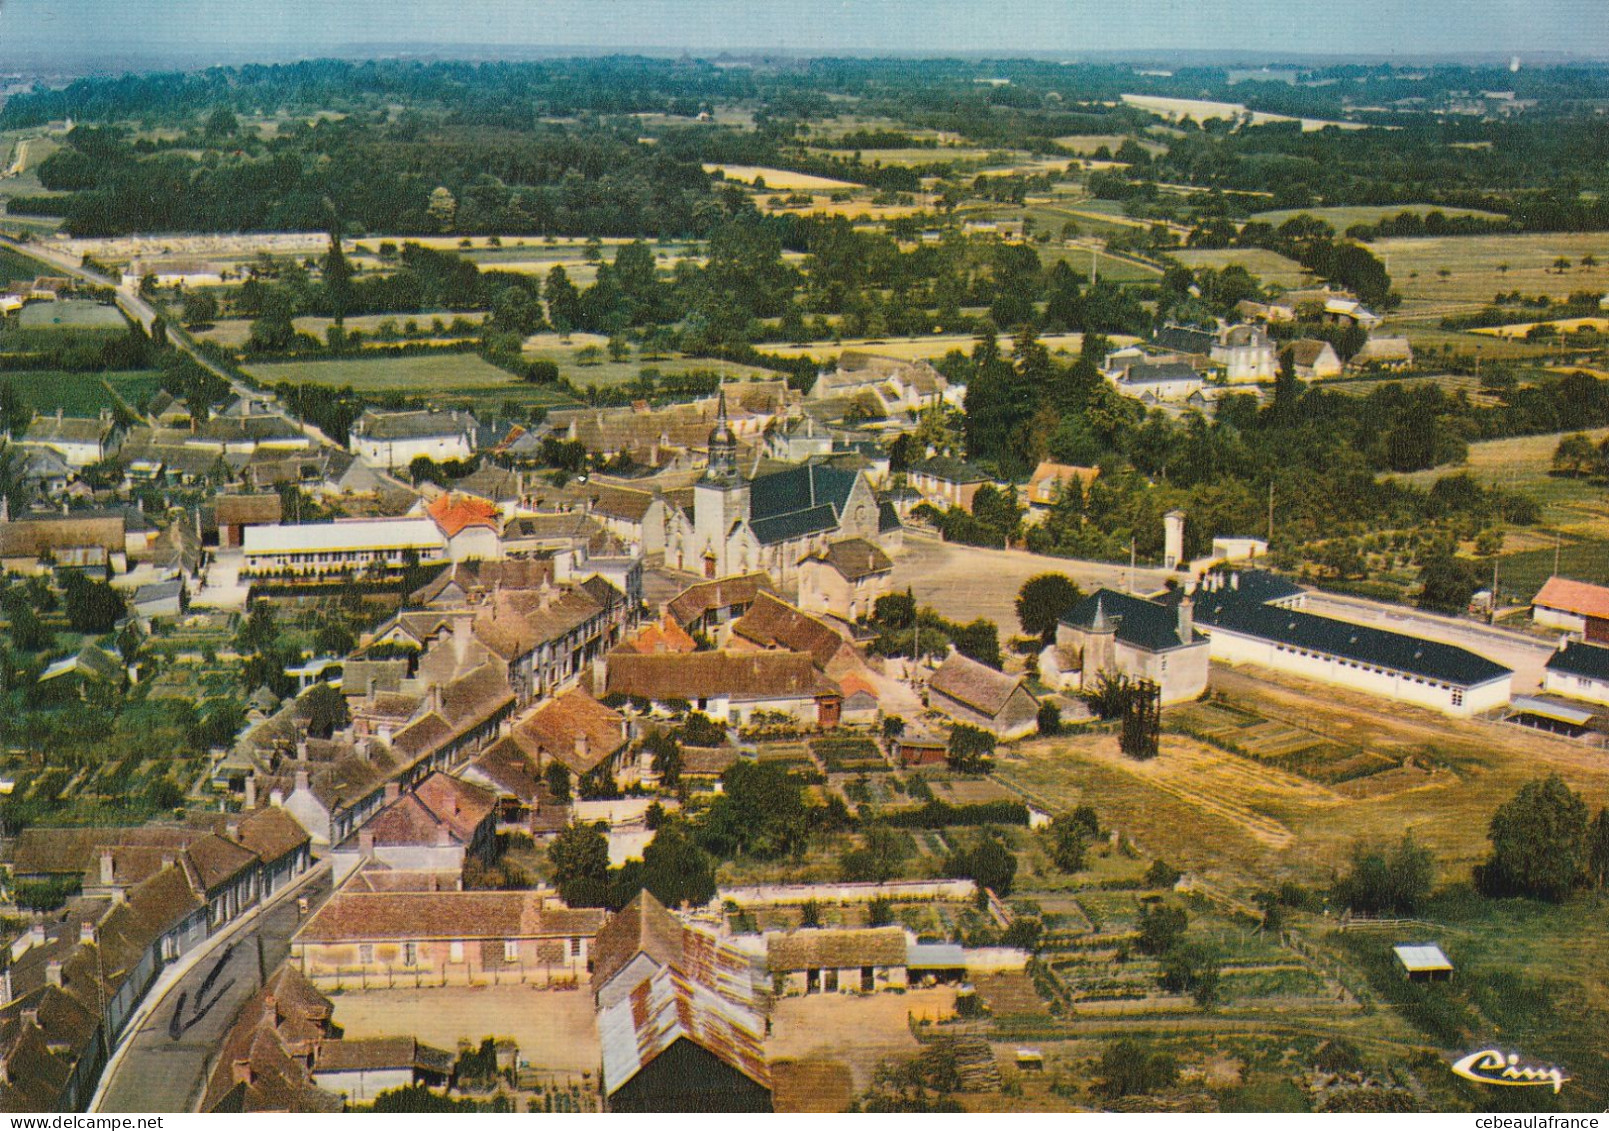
79,921,95,946
244,776,257,810
231,1059,255,1088
293,769,309,794
384,780,401,803
358,829,374,854
575,733,589,764
44,961,62,988
1231,572,1240,590
453,615,471,661
27,924,45,951
436,822,452,847
378,724,394,747
19,1007,37,1029
99,850,115,888
269,787,284,808
1178,596,1194,645
0,966,11,1008
296,738,309,762
160,853,175,869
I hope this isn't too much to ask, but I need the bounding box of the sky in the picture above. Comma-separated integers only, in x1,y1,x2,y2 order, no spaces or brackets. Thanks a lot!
2,0,1607,68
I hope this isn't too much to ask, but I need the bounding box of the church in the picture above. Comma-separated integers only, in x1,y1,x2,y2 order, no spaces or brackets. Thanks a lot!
664,393,890,585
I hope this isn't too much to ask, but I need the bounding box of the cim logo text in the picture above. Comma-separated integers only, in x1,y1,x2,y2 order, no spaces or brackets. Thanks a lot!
1452,1049,1570,1094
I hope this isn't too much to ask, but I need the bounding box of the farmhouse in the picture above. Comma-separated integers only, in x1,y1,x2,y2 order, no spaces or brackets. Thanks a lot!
1114,361,1206,402
809,352,958,414
664,572,776,638
349,408,476,470
605,650,839,728
1532,576,1609,643
310,1038,454,1104
1542,639,1609,707
797,538,894,622
907,456,992,513
925,651,1039,739
1284,338,1343,379
422,491,502,561
1195,580,1512,717
1353,335,1414,369
1023,461,1100,516
214,493,283,549
766,927,909,995
730,591,863,678
1152,322,1277,383
19,411,115,469
289,888,604,986
1047,589,1211,705
346,772,498,873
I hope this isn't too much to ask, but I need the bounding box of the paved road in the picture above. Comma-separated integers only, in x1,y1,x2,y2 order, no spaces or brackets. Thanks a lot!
95,867,333,1114
889,532,1171,635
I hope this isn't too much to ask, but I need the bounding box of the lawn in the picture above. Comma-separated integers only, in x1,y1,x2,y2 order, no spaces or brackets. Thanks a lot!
1041,244,1163,283
0,369,163,415
244,351,520,393
1168,247,1313,290
17,300,128,331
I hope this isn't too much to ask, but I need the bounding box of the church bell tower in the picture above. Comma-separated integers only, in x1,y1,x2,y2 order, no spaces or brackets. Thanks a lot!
692,390,749,577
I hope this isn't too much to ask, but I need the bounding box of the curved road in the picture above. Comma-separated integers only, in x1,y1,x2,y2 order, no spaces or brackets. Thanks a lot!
93,866,333,1114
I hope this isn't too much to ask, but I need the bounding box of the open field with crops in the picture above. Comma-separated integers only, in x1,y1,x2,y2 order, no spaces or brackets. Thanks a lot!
1250,203,1508,229
703,163,861,190
0,369,164,415
1169,247,1314,289
1472,316,1609,339
1394,426,1609,529
1372,232,1609,311
243,352,533,395
194,312,488,349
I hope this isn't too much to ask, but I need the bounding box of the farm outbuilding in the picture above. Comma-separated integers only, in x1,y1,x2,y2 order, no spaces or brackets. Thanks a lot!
1393,944,1453,983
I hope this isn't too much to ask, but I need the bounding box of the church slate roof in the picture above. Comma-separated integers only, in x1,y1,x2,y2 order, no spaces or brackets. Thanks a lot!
746,464,859,546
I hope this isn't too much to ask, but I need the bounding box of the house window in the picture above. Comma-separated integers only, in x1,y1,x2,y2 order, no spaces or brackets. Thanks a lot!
504,940,519,963
359,944,374,964
403,941,418,967
569,937,583,959
1451,689,1464,708
449,941,464,963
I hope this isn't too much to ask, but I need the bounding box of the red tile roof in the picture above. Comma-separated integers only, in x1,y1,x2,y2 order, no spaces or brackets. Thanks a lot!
294,890,604,943
1534,576,1609,621
426,492,502,538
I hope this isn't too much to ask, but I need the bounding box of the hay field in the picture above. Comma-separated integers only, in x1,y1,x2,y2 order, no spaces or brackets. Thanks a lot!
1372,232,1609,310
1472,316,1609,339
1055,134,1166,155
196,312,487,348
759,330,1136,362
1169,247,1313,289
820,147,993,166
243,352,520,392
703,164,861,190
1249,203,1508,229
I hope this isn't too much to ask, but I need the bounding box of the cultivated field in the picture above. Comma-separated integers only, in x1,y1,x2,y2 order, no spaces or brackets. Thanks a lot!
0,369,163,415
1372,232,1609,311
1472,316,1609,339
196,312,488,348
759,330,1132,363
703,164,861,190
1168,247,1313,289
1394,426,1609,533
1249,203,1508,229
1054,134,1166,155
238,353,582,411
820,146,994,166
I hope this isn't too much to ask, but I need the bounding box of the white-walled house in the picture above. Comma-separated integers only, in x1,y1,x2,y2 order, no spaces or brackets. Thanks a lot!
241,517,449,582
1543,640,1609,706
349,409,476,470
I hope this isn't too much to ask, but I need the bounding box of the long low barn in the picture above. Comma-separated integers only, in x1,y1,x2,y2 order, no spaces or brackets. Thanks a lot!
1198,601,1513,717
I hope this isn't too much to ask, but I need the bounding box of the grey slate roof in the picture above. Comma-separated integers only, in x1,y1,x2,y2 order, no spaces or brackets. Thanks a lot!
1062,589,1200,652
1200,602,1513,688
746,463,859,546
910,456,989,484
1546,640,1609,682
1121,362,1201,385
1153,325,1217,355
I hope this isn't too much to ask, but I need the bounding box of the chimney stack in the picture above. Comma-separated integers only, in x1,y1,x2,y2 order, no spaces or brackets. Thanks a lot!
436,823,452,847
269,787,284,808
358,829,374,855
79,921,95,946
293,769,309,794
231,1060,254,1087
384,780,401,803
44,961,62,988
99,850,115,888
244,776,257,810
1178,596,1194,646
575,733,589,764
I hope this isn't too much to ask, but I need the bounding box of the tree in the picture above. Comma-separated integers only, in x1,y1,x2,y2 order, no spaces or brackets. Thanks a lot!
1048,814,1087,872
1098,1040,1179,1099
544,760,572,804
1036,701,1061,735
1136,902,1188,955
61,572,126,634
947,724,995,774
945,832,1017,896
1587,807,1609,890
700,760,809,859
636,822,717,908
1015,573,1083,645
1417,546,1480,613
1478,774,1590,901
181,290,219,329
1552,432,1598,478
951,618,1001,669
1334,831,1435,915
526,359,560,384
548,821,610,907
1160,941,1222,1007
841,825,910,883
299,682,349,740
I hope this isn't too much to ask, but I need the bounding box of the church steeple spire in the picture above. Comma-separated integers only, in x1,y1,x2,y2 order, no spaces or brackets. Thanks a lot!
705,388,738,484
